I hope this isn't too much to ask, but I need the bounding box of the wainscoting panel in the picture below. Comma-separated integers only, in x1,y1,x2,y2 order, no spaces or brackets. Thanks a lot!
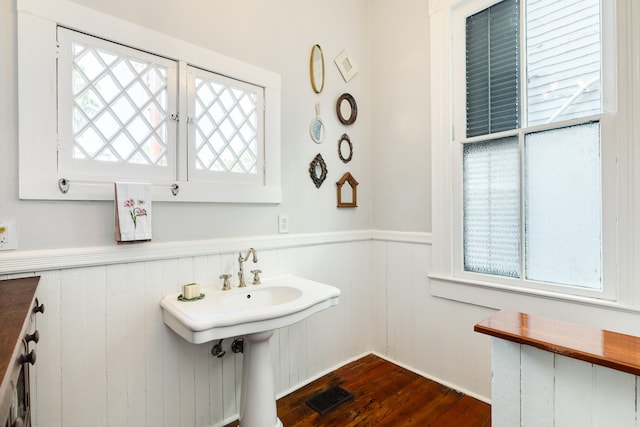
492,338,639,426
371,237,494,402
27,237,373,427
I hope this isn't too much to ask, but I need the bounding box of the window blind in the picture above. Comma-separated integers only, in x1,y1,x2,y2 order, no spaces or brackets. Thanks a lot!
466,0,520,137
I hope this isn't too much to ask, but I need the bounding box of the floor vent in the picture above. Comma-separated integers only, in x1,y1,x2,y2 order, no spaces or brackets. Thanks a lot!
306,385,354,415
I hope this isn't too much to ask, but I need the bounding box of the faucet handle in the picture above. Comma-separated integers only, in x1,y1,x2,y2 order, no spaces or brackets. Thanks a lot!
219,274,232,291
250,269,262,285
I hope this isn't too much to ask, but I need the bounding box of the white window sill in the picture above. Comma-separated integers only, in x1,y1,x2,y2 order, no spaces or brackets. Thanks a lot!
428,273,638,315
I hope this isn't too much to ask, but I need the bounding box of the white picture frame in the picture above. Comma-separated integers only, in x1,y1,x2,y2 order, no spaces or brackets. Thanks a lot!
334,49,358,82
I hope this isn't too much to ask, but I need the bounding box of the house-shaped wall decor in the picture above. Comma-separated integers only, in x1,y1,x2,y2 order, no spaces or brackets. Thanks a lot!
336,172,358,208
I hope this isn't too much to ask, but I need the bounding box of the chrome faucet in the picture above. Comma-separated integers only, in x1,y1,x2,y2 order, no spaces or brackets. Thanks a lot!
237,248,258,287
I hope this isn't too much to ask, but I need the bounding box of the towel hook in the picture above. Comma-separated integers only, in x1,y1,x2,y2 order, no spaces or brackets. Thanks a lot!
58,178,70,194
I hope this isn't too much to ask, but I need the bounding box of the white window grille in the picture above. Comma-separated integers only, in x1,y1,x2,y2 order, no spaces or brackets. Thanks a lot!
188,66,264,184
17,0,281,203
57,28,177,180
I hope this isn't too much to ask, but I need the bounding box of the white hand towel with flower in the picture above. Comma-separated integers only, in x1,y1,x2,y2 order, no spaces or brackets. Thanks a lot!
115,182,152,242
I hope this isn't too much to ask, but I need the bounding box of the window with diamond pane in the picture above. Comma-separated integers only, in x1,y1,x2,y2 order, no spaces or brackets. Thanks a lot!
189,66,263,183
71,39,170,167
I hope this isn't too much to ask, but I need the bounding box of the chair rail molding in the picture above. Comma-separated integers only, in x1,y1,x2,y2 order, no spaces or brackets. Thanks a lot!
0,230,431,275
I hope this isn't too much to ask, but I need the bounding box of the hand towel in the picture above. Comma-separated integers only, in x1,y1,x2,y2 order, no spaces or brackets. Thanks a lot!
115,182,152,242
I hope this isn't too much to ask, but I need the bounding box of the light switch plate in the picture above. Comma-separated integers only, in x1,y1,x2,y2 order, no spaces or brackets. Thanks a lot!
0,217,17,250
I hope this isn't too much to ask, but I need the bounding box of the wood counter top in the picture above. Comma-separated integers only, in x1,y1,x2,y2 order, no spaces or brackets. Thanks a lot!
0,276,40,420
475,310,640,376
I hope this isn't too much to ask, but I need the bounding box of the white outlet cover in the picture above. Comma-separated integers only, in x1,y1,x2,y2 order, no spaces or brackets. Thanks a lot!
278,214,289,234
0,217,17,250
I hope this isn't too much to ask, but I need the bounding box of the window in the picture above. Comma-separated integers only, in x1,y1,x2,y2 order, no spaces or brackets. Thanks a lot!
57,28,177,181
18,1,281,203
430,0,616,299
188,66,264,184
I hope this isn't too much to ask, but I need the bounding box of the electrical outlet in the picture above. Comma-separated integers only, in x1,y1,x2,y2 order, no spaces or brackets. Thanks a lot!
278,214,289,234
0,218,17,250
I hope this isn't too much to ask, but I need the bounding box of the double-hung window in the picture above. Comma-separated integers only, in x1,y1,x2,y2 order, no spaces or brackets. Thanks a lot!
18,0,281,203
432,0,616,298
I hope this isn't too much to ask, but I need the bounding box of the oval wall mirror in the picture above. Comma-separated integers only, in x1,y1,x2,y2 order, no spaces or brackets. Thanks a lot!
309,117,325,143
338,133,353,163
336,93,357,125
309,102,325,143
310,44,325,94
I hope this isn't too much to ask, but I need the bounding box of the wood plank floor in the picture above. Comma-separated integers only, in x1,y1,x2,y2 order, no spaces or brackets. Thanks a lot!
226,354,491,426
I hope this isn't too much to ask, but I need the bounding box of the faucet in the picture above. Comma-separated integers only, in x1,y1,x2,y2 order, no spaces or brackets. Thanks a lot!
237,248,258,287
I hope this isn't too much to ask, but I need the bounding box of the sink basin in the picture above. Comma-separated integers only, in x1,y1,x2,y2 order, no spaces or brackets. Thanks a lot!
160,274,341,344
160,274,340,427
221,286,302,310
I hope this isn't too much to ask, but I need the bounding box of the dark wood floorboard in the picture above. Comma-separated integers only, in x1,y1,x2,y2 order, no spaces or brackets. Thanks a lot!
225,354,491,426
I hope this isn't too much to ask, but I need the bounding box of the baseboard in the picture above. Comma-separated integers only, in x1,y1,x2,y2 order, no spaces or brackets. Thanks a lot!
370,351,491,405
275,351,372,400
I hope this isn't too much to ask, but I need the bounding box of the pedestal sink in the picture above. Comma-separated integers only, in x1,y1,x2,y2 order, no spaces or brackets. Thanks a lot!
160,275,341,427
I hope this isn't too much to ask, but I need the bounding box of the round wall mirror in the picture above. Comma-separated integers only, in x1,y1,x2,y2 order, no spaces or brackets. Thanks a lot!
310,44,325,94
338,134,353,163
336,93,357,125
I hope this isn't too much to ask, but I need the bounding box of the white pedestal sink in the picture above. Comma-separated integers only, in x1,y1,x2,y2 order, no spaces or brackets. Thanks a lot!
160,275,340,427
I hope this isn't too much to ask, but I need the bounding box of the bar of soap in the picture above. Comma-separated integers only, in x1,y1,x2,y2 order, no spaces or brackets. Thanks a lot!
183,283,200,300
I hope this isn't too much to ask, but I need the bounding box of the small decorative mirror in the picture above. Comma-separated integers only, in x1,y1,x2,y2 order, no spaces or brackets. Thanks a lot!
310,44,325,94
338,134,353,163
309,153,327,188
336,172,358,208
334,49,359,82
309,102,325,143
336,93,357,125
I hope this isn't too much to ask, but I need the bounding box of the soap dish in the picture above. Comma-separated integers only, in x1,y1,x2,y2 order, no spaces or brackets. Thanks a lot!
177,293,205,302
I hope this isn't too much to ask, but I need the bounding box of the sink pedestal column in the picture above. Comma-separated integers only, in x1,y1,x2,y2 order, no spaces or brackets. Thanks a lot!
239,330,282,427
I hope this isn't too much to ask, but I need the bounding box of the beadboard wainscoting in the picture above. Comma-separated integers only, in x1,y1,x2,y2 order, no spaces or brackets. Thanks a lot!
370,238,494,403
2,230,486,427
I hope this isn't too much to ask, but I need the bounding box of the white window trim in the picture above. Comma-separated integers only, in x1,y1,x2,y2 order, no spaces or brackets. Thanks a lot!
17,0,281,203
428,0,624,304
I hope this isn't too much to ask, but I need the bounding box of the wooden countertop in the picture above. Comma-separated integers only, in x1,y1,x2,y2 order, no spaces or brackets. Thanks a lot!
475,310,640,376
0,276,40,413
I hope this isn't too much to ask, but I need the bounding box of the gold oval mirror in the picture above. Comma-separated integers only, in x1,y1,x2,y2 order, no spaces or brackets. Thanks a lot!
310,44,325,94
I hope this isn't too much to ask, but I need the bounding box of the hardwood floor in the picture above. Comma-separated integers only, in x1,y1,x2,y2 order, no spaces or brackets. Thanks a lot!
226,354,491,426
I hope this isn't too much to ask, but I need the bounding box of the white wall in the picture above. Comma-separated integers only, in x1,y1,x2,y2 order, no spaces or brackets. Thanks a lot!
1,0,373,250
369,0,432,232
